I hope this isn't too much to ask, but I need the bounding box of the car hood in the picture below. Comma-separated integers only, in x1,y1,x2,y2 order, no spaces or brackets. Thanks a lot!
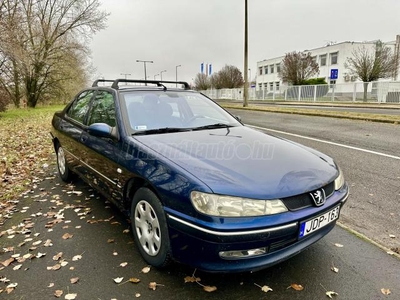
133,126,338,199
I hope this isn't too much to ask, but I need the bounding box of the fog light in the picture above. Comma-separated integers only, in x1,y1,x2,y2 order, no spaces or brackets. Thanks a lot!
219,247,267,259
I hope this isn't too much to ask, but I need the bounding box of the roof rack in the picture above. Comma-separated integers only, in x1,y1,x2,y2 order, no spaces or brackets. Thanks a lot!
92,79,115,87
92,79,190,90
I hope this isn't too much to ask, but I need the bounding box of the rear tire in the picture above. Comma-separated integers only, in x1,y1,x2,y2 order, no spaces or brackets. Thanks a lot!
56,144,72,182
130,187,172,267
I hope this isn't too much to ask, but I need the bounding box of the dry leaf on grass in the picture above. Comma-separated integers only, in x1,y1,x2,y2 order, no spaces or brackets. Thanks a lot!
107,239,115,243
254,283,272,293
1,257,15,267
148,282,164,290
72,255,82,261
53,252,63,261
334,243,344,248
129,278,140,283
47,264,61,271
54,290,63,297
119,262,128,267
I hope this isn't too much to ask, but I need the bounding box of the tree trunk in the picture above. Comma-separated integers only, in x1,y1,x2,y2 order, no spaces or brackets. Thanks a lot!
12,60,21,108
363,82,369,102
25,77,39,108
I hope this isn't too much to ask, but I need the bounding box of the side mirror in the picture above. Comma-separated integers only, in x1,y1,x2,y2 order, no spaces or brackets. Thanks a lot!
235,115,242,122
88,123,114,139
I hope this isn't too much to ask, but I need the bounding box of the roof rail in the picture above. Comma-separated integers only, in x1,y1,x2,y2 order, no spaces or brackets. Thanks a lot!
110,79,191,90
92,79,115,87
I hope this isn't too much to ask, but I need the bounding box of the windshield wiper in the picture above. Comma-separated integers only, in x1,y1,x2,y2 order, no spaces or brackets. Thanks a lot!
192,123,234,131
132,127,192,135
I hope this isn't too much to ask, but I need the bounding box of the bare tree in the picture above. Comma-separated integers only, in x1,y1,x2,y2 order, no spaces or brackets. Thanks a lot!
193,73,211,90
0,0,108,108
346,41,399,101
210,65,244,89
279,52,320,85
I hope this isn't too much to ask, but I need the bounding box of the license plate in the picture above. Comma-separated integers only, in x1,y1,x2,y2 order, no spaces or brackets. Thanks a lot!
299,206,340,238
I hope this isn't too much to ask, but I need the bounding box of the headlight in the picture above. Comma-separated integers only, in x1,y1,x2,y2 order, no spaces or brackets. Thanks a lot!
190,191,288,217
334,167,345,190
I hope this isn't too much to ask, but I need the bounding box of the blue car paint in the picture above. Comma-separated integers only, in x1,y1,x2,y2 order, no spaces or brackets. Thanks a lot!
51,86,349,273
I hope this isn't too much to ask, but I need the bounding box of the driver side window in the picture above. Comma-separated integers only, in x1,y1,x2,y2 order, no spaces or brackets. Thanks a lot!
87,90,116,127
67,90,94,124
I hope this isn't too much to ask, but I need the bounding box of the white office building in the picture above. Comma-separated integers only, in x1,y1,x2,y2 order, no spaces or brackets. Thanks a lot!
256,37,400,94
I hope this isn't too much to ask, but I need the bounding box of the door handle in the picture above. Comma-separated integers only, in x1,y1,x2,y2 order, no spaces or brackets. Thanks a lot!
80,135,88,143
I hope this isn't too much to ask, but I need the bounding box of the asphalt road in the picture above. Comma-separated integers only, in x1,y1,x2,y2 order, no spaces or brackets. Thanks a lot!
1,112,400,299
272,104,400,115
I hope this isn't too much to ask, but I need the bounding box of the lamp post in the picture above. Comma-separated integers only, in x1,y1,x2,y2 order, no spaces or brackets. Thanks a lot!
175,65,181,87
243,0,248,107
136,60,153,85
160,70,167,81
120,73,131,84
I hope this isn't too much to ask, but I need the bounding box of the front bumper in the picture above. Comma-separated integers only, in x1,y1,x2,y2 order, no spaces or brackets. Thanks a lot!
165,184,349,273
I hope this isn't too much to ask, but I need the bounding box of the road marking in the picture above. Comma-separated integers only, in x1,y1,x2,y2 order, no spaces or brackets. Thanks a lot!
248,125,400,161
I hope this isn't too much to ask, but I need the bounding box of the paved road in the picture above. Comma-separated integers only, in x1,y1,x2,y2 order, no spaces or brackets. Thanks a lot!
272,104,400,115
1,112,400,299
227,108,400,252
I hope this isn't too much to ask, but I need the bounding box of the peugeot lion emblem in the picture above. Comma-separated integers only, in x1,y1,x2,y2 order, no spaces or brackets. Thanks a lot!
310,189,326,206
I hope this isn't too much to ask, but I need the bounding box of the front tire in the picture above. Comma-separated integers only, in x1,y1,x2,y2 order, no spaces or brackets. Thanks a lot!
56,144,72,182
130,187,171,267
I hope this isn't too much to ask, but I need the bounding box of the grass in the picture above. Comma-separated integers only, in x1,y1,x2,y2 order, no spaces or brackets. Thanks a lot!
0,105,65,205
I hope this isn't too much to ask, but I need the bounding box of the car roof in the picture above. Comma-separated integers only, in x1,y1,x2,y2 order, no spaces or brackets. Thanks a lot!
92,79,191,92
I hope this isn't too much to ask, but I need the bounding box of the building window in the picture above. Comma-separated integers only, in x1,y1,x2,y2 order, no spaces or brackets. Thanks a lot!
270,65,274,73
258,83,262,89
269,82,274,90
331,52,338,65
264,83,268,89
264,66,268,74
276,64,281,73
259,67,262,75
320,54,327,66
275,82,280,91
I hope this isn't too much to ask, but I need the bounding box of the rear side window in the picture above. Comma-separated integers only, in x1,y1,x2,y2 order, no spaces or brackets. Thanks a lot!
67,90,94,124
87,90,116,127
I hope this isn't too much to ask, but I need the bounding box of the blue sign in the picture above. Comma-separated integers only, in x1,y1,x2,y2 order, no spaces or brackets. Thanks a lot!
330,69,338,80
209,64,212,76
200,63,204,74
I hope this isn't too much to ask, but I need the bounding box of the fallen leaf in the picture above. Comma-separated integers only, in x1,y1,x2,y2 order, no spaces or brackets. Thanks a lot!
72,255,82,261
54,290,63,297
184,276,201,283
37,252,46,258
119,262,128,267
112,251,118,256
48,283,54,288
13,264,22,271
326,291,338,298
381,288,391,295
389,234,396,239
32,240,42,246
62,233,73,240
261,285,273,293
135,293,141,298
149,282,158,290
1,257,15,267
113,277,124,284
290,283,304,291
65,293,77,299
331,266,339,273
53,252,63,261
141,266,151,273
6,283,18,288
129,278,140,283
70,277,79,284
107,239,115,243
123,229,130,233
60,261,68,267
334,243,344,248
203,285,217,293
47,264,61,271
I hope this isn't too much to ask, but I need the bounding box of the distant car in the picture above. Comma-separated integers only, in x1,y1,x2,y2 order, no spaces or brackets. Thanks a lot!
51,79,349,273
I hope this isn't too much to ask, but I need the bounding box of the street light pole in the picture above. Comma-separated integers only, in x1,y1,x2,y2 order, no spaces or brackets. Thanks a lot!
243,0,249,107
120,73,131,84
160,70,167,81
175,65,181,87
136,60,153,85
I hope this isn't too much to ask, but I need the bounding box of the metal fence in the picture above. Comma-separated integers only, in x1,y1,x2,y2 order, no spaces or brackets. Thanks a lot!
201,81,400,103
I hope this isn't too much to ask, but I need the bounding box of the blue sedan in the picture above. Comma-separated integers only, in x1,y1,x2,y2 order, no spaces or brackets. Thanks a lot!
51,79,348,273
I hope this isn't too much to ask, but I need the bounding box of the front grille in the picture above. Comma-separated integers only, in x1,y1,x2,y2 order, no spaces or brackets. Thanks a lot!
281,181,335,211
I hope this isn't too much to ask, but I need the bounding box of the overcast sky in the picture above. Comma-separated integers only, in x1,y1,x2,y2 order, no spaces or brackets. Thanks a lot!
89,0,400,84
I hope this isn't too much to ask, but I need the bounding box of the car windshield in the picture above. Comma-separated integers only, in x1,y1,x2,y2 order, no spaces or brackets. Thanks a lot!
120,91,242,134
